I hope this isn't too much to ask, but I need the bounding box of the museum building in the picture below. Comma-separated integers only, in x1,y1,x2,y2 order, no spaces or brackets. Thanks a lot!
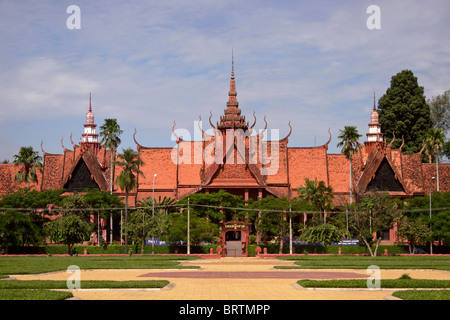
0,62,448,248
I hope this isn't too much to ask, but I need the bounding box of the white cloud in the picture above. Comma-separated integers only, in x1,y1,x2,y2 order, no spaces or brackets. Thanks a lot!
0,0,449,160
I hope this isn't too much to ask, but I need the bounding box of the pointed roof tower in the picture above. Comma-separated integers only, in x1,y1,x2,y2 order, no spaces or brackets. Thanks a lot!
81,92,101,154
217,54,248,130
365,92,383,145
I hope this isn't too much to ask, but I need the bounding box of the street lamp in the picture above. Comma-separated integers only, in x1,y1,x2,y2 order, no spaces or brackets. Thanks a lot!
152,173,157,254
430,176,435,255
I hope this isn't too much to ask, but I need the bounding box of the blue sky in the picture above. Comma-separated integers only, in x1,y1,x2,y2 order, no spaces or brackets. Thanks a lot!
0,0,449,161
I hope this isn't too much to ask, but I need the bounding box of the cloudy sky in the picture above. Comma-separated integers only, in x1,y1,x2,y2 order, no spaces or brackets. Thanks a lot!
0,0,449,162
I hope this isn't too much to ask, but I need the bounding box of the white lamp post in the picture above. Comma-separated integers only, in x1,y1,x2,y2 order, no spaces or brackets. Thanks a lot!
430,176,435,255
152,173,157,254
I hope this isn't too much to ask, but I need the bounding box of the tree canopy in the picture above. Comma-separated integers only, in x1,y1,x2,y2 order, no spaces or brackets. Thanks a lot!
378,69,432,153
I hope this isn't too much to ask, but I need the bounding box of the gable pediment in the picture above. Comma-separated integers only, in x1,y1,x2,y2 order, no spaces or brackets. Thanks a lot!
366,158,405,192
356,145,409,195
63,150,108,192
200,139,266,187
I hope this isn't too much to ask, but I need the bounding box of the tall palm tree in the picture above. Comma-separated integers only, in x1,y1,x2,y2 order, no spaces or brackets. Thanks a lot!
99,119,123,193
424,128,445,191
13,146,43,190
114,148,143,254
297,178,334,224
337,126,362,204
99,118,123,243
139,196,176,214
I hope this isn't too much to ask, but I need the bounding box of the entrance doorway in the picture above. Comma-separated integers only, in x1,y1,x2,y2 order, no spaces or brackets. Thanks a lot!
226,241,243,257
219,221,252,257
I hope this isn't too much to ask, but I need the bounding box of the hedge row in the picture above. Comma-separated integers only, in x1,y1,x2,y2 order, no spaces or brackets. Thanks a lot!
5,244,448,255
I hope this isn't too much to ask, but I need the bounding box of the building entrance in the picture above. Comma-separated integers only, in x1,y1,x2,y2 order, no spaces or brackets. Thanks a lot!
219,220,252,257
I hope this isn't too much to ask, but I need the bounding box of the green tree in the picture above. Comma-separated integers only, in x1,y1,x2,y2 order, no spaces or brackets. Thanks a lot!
61,193,92,222
99,118,123,243
13,146,43,189
113,148,143,254
443,141,450,159
139,195,177,215
99,119,123,193
249,196,292,254
299,223,346,253
138,195,176,253
428,90,449,133
45,214,92,254
404,191,450,247
44,192,100,254
423,128,445,191
177,190,246,224
125,209,170,254
167,212,219,246
0,211,41,254
83,189,123,245
396,218,432,254
348,192,401,257
0,189,65,242
378,69,432,153
337,126,362,204
297,178,334,224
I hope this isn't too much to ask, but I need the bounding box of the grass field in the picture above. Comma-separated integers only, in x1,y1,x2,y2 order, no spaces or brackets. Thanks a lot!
0,280,170,289
0,255,200,276
0,280,170,300
0,255,190,300
297,278,450,288
1,254,449,300
0,289,73,300
276,255,450,270
392,290,450,300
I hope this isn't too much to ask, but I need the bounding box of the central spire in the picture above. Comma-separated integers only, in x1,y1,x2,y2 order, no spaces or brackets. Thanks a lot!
218,54,248,130
226,53,238,109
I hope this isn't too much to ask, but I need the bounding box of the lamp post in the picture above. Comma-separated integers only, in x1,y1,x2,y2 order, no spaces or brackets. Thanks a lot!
429,176,435,255
152,173,157,254
187,197,190,255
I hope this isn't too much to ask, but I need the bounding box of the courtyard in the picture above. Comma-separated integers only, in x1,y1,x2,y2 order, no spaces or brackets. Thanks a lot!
2,255,450,301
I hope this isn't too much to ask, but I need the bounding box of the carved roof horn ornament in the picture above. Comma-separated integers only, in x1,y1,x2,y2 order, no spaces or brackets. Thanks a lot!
198,115,214,138
40,140,47,155
172,121,183,143
280,121,293,142
257,116,267,140
387,131,395,149
133,128,142,149
250,111,257,129
209,111,216,129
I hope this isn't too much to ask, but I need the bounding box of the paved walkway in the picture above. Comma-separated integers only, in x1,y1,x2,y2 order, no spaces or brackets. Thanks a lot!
11,257,450,300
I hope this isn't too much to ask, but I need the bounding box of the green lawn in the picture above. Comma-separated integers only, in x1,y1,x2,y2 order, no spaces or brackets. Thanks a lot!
0,280,170,289
0,255,195,300
392,290,450,300
0,279,170,300
276,255,450,270
0,255,200,276
297,279,450,288
0,289,73,300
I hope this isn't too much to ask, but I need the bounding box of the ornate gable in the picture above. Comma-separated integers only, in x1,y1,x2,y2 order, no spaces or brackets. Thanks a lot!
366,157,405,192
63,149,108,192
356,142,409,195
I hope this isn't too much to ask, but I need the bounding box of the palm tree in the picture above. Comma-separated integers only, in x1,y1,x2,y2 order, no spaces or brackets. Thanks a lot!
139,196,176,214
337,126,362,204
424,128,445,191
99,119,123,193
297,178,334,224
114,148,143,254
13,146,43,190
99,118,123,243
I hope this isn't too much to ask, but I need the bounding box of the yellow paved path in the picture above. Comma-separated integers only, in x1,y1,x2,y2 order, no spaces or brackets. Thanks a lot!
11,257,450,300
